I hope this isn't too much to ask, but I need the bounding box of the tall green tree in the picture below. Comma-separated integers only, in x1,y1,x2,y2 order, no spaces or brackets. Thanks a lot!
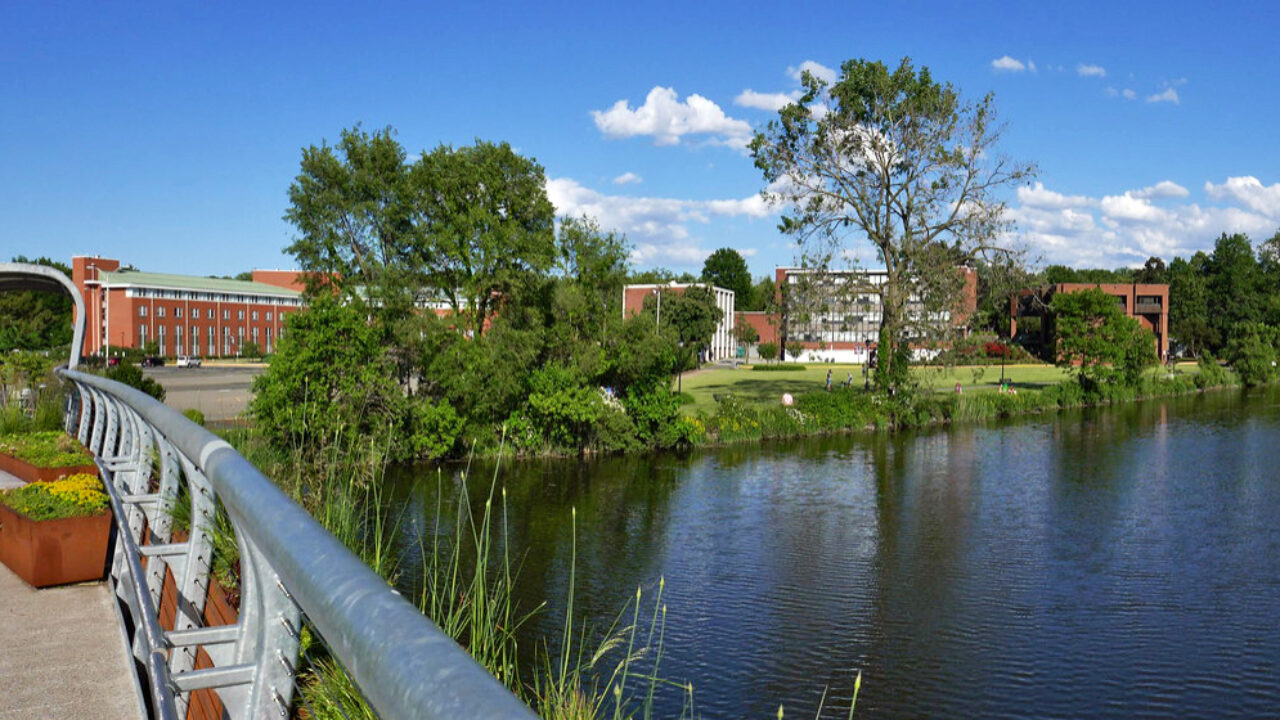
750,57,1034,389
284,125,411,312
407,140,556,337
700,248,753,306
1051,288,1157,391
1166,253,1216,356
1206,233,1264,334
0,256,74,352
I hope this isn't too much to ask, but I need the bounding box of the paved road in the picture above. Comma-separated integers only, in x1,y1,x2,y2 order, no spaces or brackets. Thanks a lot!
144,364,266,423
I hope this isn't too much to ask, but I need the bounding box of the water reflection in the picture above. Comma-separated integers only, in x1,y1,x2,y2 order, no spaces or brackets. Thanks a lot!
390,387,1280,719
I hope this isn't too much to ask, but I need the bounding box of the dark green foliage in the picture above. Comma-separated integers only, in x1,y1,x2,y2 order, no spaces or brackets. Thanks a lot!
700,248,753,303
751,363,806,372
105,362,166,401
1194,351,1228,389
1051,288,1157,391
757,342,779,361
524,363,603,450
785,341,804,361
182,408,206,426
0,256,74,353
622,384,682,448
1224,323,1279,387
250,298,407,456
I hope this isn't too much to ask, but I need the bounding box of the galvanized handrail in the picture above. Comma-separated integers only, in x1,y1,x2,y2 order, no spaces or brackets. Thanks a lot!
59,367,538,719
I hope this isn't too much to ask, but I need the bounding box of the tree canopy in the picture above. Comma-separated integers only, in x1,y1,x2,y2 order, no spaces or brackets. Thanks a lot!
1051,288,1156,390
0,256,74,353
700,248,752,305
751,57,1033,387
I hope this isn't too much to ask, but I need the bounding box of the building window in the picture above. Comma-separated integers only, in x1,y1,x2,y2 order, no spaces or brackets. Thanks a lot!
266,326,274,353
175,307,183,319
139,326,148,347
208,326,215,355
252,326,260,346
139,306,148,318
157,306,165,318
237,310,245,321
157,325,166,355
223,309,230,320
192,308,200,320
266,312,273,321
251,310,258,321
175,325,183,355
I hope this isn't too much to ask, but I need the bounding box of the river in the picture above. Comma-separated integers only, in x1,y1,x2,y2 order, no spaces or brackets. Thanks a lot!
390,386,1280,718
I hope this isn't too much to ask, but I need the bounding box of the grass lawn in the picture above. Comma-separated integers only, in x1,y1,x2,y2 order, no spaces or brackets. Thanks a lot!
679,362,1200,416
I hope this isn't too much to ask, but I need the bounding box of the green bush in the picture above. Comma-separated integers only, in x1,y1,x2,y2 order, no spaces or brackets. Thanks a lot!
404,398,464,460
757,342,779,362
104,362,166,401
623,383,682,448
182,408,206,426
1194,351,1229,389
0,431,92,467
750,363,807,372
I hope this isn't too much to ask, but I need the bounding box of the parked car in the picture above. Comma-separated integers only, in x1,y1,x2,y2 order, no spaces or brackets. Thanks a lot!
141,356,165,367
176,356,201,368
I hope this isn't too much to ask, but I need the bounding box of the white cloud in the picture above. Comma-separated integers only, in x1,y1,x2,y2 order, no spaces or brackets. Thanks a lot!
1123,88,1136,100
591,87,753,148
991,55,1027,73
787,60,837,86
1146,87,1180,104
1132,180,1190,200
1012,178,1280,267
1205,176,1280,215
546,177,778,267
1077,63,1107,78
612,172,642,185
1028,60,1037,73
1017,182,1093,210
734,89,798,112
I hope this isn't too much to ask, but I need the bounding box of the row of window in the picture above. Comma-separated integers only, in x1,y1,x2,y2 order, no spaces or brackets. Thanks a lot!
125,288,303,306
138,325,281,356
138,306,278,321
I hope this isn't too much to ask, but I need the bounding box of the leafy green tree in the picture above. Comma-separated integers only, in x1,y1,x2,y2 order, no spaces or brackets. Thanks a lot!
757,341,779,362
284,125,411,311
1224,322,1279,387
1051,288,1157,391
251,298,408,455
733,319,759,350
1207,233,1264,335
1134,256,1166,284
751,57,1033,390
1166,253,1217,356
740,276,775,312
552,217,631,344
0,256,74,353
700,248,752,305
643,286,723,365
407,140,556,337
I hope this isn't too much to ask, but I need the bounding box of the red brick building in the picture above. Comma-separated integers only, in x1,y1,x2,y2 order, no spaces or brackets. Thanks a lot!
1009,283,1170,362
621,283,737,361
72,256,307,359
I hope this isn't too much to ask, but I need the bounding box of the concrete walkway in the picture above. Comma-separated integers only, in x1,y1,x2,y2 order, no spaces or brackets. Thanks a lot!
0,559,140,718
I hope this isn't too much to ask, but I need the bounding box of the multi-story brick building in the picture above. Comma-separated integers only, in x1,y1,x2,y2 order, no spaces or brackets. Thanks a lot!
1009,283,1170,362
72,256,306,359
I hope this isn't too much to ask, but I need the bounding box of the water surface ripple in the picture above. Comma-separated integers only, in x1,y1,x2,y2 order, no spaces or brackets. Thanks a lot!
399,387,1280,719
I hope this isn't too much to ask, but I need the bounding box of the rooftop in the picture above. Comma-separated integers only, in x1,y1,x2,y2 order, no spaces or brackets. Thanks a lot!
98,269,301,297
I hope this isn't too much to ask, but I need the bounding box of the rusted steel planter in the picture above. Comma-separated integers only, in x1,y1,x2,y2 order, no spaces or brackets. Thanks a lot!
0,502,112,587
0,451,97,483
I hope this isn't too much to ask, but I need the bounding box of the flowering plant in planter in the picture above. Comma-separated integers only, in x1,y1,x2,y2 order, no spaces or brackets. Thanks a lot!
0,473,112,587
0,473,109,520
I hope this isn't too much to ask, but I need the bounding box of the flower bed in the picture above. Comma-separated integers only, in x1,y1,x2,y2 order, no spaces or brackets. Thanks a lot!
0,474,112,587
0,431,97,482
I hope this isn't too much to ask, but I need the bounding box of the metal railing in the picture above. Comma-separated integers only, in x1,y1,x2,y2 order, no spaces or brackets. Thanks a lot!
59,368,538,719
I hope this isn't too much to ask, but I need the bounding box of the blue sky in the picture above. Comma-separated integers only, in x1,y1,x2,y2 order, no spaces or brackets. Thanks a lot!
4,1,1280,280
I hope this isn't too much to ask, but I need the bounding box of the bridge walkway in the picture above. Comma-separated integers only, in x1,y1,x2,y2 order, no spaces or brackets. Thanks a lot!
0,470,140,719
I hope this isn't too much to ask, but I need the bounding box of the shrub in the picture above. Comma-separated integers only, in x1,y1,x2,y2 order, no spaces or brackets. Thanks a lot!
104,362,166,401
750,363,807,372
0,431,92,467
622,383,681,448
404,398,464,460
182,408,206,427
0,473,108,520
757,342,779,362
1194,351,1229,389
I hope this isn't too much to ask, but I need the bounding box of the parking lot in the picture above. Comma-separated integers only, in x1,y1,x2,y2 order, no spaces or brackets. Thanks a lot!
143,363,267,424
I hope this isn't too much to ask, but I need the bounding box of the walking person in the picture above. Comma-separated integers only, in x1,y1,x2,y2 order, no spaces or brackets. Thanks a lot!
825,369,832,392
